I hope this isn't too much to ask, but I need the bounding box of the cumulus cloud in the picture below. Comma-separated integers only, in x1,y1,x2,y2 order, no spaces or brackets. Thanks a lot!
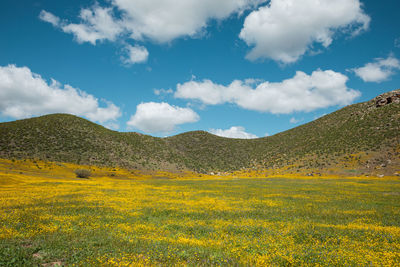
40,2,265,65
40,0,264,45
239,0,370,63
209,126,258,139
175,70,360,114
127,102,199,133
0,64,121,126
40,6,123,45
114,0,264,43
352,55,400,82
122,45,149,64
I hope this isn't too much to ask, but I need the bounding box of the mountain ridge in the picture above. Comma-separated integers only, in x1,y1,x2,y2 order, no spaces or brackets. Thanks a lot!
0,89,399,176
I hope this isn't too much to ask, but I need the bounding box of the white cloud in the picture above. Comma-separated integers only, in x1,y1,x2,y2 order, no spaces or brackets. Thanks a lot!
114,0,264,43
154,88,173,96
39,10,60,27
290,117,303,124
209,126,258,139
127,102,199,133
175,69,360,114
239,0,370,63
0,64,121,126
40,1,269,66
122,45,149,64
352,55,400,83
40,0,264,45
40,6,123,45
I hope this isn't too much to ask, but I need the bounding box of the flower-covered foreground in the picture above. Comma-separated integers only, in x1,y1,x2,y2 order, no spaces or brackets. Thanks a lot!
0,159,400,266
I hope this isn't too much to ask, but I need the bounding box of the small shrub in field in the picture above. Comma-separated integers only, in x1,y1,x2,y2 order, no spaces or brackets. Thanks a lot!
74,169,91,178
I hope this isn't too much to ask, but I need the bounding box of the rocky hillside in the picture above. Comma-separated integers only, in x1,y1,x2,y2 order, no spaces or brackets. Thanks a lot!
0,90,399,176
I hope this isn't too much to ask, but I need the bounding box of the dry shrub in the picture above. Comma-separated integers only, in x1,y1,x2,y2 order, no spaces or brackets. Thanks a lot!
74,169,91,178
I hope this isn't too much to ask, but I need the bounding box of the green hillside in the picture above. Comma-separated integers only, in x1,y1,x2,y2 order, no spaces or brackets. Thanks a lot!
1,90,399,175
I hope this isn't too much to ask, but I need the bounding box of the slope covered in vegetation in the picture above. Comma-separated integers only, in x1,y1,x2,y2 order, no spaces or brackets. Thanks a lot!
0,90,399,175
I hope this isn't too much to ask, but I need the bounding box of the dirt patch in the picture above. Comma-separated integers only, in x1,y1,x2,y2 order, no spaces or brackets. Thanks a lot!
42,261,63,267
33,253,43,259
20,241,33,248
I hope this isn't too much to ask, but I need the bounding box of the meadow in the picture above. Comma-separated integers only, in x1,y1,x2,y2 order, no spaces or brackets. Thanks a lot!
0,159,400,266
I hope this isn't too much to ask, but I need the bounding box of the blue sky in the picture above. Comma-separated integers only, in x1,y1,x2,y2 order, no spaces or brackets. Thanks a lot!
0,0,399,138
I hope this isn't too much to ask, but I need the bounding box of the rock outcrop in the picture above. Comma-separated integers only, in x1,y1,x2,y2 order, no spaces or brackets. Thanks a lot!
375,90,400,107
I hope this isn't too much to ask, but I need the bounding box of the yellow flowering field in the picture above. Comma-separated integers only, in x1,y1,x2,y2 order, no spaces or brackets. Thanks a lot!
0,159,400,266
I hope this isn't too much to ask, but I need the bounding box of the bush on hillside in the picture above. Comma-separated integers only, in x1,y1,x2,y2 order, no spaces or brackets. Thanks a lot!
74,169,91,178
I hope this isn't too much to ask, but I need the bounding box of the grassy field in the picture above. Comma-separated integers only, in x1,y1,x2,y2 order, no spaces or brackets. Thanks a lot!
1,160,400,266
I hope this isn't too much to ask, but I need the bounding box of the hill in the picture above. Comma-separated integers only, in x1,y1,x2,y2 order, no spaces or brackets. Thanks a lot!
0,90,399,176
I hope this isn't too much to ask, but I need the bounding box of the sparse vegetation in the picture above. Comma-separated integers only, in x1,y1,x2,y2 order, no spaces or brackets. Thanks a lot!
74,169,91,178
